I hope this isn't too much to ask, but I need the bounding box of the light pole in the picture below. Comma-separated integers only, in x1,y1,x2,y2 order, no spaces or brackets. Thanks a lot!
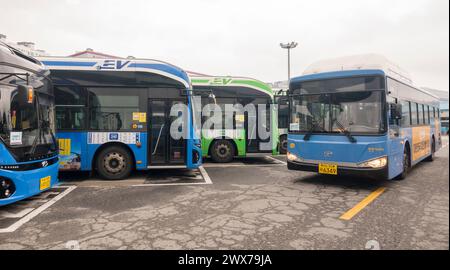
280,42,298,81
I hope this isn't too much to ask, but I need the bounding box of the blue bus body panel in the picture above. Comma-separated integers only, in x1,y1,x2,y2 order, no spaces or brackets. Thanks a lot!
57,131,149,171
290,70,386,85
288,134,388,163
57,129,201,171
0,144,59,206
127,63,190,85
288,125,440,180
288,134,398,179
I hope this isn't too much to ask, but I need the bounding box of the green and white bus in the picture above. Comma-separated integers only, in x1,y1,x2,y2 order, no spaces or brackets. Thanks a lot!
191,76,279,162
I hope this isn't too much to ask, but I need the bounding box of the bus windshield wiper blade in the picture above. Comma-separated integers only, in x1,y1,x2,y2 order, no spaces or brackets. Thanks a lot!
303,118,326,141
332,119,357,143
25,122,42,157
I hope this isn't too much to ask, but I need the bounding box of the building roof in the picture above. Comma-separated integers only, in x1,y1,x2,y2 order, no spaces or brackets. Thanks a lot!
69,48,122,59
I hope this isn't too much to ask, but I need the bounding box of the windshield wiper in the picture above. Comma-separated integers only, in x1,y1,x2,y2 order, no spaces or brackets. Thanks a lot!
25,121,42,157
332,118,357,143
303,118,327,141
26,119,56,157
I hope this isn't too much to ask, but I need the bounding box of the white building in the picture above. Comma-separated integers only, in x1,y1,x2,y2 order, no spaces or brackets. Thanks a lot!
0,34,49,57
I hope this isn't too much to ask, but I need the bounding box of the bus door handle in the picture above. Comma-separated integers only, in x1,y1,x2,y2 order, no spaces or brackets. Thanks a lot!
152,124,165,155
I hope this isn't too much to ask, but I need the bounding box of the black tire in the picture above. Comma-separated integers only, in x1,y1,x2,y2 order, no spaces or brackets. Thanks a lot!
210,140,235,163
279,135,288,154
396,147,411,180
96,145,133,180
425,138,435,162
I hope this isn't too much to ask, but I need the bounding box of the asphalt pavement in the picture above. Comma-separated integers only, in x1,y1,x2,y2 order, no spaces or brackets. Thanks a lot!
0,137,448,250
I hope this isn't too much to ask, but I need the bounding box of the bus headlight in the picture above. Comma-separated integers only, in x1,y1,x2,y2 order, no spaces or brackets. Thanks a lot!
0,177,15,199
287,151,300,162
358,156,387,168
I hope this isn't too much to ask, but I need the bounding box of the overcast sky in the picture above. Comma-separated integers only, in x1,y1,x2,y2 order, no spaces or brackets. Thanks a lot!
1,0,448,90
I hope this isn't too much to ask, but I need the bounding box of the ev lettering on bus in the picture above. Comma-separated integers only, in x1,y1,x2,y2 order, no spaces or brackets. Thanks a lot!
97,60,130,70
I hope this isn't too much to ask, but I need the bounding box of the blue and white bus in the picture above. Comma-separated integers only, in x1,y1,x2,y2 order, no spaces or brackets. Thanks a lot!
287,54,442,180
39,57,202,180
1,42,59,206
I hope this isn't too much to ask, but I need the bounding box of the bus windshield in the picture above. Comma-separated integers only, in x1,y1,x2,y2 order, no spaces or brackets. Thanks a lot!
0,86,57,161
290,90,386,135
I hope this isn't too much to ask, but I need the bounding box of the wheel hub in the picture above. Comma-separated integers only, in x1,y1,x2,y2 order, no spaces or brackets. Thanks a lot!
104,152,125,174
217,144,230,158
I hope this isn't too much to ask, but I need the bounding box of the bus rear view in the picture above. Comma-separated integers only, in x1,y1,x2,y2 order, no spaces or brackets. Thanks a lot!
287,54,441,180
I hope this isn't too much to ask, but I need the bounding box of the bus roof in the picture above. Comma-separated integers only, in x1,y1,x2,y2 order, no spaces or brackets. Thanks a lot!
297,54,413,86
190,75,273,97
0,41,47,76
37,56,191,88
290,54,439,101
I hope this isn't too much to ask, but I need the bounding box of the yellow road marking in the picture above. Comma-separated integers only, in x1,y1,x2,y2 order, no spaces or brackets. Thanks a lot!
340,187,386,220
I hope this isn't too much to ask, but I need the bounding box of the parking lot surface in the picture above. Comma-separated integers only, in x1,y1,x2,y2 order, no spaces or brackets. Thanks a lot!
0,138,448,250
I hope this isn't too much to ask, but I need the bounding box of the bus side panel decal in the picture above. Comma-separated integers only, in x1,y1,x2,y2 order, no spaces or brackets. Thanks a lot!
57,132,83,171
412,126,431,161
87,132,141,145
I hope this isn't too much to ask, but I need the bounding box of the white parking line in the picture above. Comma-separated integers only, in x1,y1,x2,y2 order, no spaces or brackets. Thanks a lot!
0,208,34,218
264,155,287,165
199,166,213,184
203,163,286,168
131,166,213,187
0,185,77,233
203,158,287,168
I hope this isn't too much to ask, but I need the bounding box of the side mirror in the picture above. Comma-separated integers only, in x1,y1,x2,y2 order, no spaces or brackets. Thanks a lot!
17,85,34,107
390,103,402,120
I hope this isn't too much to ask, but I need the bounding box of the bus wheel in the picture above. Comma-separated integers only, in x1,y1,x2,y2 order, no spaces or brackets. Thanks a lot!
210,140,235,163
96,146,132,180
397,147,410,180
279,135,288,154
425,138,435,162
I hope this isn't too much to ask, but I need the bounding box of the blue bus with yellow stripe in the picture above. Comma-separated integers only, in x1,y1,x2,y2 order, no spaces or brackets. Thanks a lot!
1,42,59,206
39,57,202,180
287,54,441,180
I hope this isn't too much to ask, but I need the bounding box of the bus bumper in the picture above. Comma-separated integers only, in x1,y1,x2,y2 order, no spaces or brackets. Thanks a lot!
0,163,59,206
287,160,388,180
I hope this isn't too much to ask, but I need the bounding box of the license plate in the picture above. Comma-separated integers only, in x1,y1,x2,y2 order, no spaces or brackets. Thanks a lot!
318,163,338,175
40,176,51,190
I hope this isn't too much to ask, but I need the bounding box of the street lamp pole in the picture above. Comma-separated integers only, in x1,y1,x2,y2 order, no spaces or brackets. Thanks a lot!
280,42,298,81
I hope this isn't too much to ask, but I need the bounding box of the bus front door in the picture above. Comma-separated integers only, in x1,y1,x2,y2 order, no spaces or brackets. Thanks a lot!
245,103,272,153
148,99,186,167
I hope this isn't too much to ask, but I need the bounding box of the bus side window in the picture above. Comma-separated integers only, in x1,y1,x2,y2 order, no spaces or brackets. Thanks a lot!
430,107,435,123
418,104,423,125
400,100,411,127
54,86,87,130
411,102,418,125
